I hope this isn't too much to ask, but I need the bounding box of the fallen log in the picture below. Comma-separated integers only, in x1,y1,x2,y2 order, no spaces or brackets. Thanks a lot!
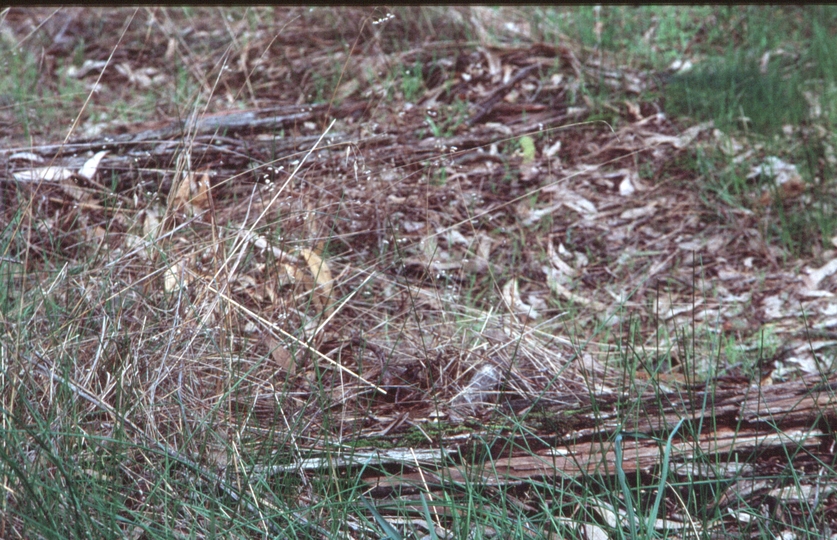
356,374,836,494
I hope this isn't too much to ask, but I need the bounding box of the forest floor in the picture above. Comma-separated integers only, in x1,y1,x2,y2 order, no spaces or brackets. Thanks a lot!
1,7,836,539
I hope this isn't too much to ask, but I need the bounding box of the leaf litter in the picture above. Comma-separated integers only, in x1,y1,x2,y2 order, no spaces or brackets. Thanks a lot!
1,6,836,538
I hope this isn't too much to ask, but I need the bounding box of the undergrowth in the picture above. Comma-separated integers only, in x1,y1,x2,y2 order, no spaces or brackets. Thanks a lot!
0,6,835,540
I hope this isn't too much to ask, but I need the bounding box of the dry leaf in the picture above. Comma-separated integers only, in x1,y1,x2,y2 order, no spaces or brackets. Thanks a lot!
240,229,295,264
266,336,297,375
520,162,540,182
9,152,43,163
192,171,211,210
60,179,89,201
752,156,807,205
116,62,163,88
619,174,635,196
171,173,192,214
78,150,109,180
501,278,538,319
759,183,806,206
668,58,693,73
335,78,360,101
13,166,74,183
543,139,562,158
547,242,577,279
620,203,656,220
164,260,184,292
476,234,493,260
482,47,502,78
170,170,212,216
804,258,837,290
644,121,711,149
66,59,108,78
143,206,163,241
715,129,743,156
582,523,610,540
545,187,597,216
299,248,334,317
544,271,607,312
624,99,641,121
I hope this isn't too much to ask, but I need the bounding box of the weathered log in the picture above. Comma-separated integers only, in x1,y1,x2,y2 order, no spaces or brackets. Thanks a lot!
359,375,836,494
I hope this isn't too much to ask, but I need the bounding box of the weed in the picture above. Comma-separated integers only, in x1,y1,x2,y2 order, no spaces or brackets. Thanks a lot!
401,61,425,103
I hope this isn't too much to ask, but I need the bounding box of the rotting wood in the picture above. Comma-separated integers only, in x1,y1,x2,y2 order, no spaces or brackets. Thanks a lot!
349,374,836,495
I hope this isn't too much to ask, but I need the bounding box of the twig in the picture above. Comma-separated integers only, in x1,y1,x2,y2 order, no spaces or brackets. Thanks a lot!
467,64,539,126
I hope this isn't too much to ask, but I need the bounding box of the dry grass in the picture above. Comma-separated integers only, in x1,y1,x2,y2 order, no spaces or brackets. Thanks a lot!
1,6,836,539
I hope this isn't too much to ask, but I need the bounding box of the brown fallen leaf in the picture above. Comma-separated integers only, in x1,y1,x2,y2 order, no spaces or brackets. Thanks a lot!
624,99,642,121
191,170,211,211
299,248,334,318
758,178,806,206
170,172,192,215
266,336,297,375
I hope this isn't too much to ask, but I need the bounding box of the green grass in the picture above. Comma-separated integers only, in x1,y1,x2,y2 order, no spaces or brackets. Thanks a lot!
664,56,807,135
528,6,837,256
